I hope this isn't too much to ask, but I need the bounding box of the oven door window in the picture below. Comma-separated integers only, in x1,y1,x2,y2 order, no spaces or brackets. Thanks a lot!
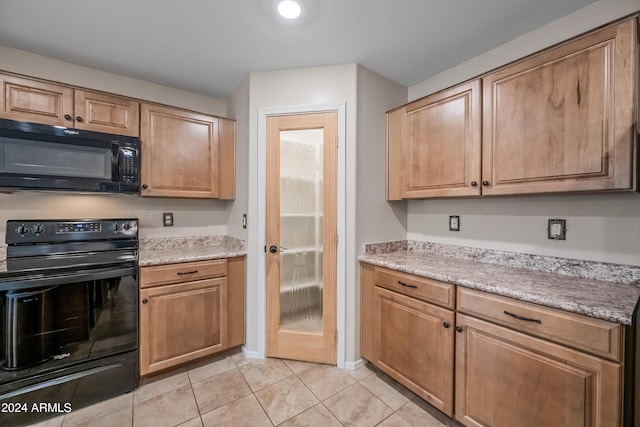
0,137,112,179
0,273,137,386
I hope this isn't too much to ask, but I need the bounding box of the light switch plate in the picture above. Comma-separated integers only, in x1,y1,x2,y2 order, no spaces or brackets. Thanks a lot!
449,215,460,232
548,219,566,240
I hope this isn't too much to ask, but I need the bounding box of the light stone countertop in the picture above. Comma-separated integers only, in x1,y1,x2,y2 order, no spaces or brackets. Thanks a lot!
138,235,246,267
360,243,640,325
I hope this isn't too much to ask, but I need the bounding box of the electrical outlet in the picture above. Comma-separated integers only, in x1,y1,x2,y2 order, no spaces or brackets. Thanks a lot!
548,219,566,240
163,212,174,227
449,215,460,232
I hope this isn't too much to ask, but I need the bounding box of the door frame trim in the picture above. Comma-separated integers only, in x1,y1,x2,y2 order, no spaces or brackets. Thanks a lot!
257,103,346,367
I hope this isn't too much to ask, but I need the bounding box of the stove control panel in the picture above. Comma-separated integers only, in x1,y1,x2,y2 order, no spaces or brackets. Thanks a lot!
6,219,138,244
56,222,102,233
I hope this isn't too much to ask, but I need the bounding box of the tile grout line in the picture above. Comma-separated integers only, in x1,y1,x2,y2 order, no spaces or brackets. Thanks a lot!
185,367,205,427
291,364,346,426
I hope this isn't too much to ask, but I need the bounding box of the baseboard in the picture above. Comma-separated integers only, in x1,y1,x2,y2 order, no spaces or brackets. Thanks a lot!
343,358,366,371
241,346,263,360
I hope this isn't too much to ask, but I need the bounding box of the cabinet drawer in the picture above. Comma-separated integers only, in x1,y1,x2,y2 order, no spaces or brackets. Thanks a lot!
140,259,227,288
374,267,455,309
457,287,623,362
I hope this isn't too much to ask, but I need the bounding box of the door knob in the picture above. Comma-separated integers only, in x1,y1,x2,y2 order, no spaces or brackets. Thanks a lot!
269,245,278,253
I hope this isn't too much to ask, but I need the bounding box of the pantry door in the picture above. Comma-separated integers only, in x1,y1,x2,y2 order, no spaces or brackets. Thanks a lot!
265,112,337,364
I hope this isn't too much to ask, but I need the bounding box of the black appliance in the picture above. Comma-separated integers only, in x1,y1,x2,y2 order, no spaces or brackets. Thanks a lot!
0,219,139,426
0,118,140,193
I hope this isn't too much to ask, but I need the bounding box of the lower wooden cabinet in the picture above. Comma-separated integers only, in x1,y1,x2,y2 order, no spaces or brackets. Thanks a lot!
455,313,622,427
140,278,228,374
360,262,627,426
360,263,455,416
140,257,245,375
376,286,455,415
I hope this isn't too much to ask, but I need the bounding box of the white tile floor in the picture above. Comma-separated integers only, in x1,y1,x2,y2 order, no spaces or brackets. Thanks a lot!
26,351,462,427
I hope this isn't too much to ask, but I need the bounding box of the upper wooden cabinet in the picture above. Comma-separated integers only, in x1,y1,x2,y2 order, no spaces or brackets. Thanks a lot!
140,103,235,199
0,74,139,136
387,80,482,200
482,17,637,195
387,16,638,199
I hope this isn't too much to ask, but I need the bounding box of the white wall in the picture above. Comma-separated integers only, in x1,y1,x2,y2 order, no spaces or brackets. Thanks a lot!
0,45,227,116
406,0,640,266
408,0,640,101
226,75,250,241
243,64,357,360
0,192,231,240
0,46,234,241
354,65,407,359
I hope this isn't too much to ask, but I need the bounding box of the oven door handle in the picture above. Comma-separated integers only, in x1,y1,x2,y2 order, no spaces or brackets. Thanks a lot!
0,266,137,292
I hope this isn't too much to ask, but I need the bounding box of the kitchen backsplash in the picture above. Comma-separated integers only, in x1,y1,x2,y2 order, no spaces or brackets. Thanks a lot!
363,240,640,285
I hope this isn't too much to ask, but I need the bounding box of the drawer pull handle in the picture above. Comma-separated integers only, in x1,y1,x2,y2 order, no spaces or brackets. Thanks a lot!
177,270,199,275
504,310,542,324
398,281,417,289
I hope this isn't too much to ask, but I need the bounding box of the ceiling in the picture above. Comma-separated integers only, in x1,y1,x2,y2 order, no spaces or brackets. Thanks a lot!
0,0,599,99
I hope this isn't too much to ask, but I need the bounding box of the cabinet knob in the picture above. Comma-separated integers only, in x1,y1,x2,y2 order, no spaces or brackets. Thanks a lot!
470,181,478,187
482,180,490,186
443,322,450,328
455,326,463,333
75,116,84,123
64,114,73,121
142,184,148,189
269,245,278,253
142,299,148,304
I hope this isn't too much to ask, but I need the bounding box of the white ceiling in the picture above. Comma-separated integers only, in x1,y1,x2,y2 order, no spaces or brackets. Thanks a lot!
0,0,599,99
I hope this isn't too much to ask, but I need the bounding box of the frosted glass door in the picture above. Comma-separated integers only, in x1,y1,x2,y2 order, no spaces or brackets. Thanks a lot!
279,129,324,331
266,112,337,364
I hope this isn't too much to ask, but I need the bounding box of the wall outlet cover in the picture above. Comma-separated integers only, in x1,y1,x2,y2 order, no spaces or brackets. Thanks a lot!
449,215,460,232
548,219,566,240
163,212,174,227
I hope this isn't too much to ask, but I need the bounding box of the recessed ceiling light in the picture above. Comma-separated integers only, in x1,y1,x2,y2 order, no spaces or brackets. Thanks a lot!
277,0,302,19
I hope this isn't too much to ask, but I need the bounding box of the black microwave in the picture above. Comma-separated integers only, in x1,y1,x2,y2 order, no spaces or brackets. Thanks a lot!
0,118,140,193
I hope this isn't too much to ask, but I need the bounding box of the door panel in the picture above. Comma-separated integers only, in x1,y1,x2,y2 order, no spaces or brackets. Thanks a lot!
266,112,337,364
0,75,73,126
455,314,622,427
139,278,228,375
375,286,455,415
140,103,218,198
482,19,636,194
74,90,140,136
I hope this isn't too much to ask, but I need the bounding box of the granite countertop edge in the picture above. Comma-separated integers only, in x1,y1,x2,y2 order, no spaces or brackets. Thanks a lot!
359,252,640,325
138,235,246,267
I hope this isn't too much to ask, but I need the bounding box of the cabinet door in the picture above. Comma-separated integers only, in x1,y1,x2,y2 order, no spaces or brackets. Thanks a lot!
227,257,245,348
140,103,219,198
74,90,139,136
360,263,378,362
455,314,622,427
404,80,482,198
386,106,407,201
140,278,228,375
482,18,637,195
375,286,455,416
218,117,236,200
0,74,74,126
